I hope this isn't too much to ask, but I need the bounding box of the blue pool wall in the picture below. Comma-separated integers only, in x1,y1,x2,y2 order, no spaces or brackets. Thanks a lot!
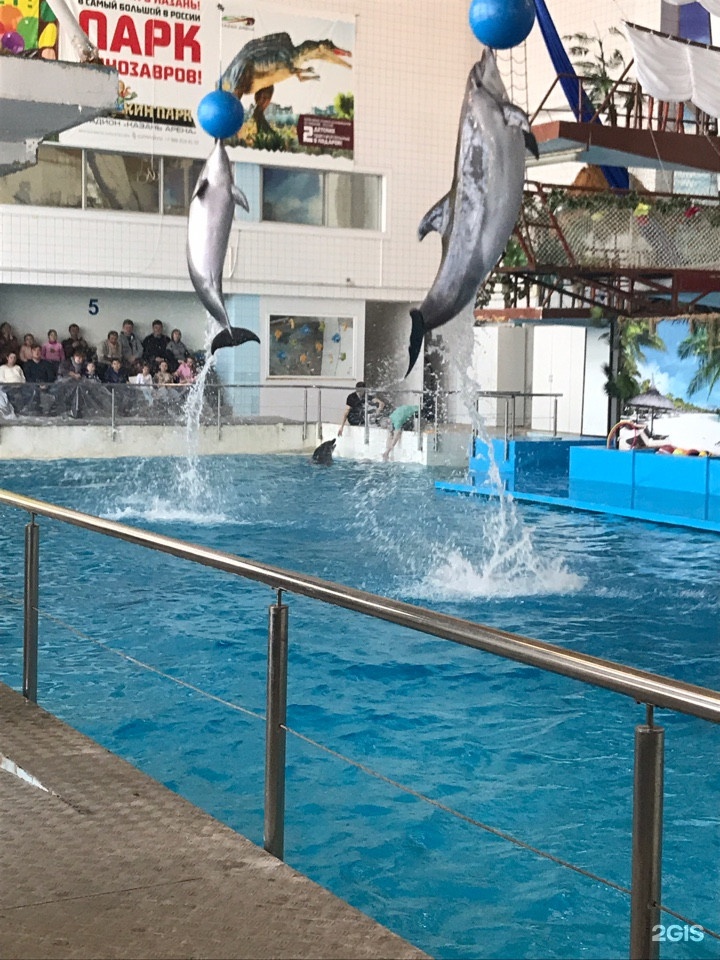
439,437,720,532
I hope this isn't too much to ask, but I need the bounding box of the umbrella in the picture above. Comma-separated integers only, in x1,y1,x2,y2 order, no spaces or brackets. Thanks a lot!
626,388,675,431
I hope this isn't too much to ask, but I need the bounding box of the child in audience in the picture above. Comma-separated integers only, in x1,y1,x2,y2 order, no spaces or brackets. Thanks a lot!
41,329,65,372
175,356,196,384
19,333,37,363
154,358,175,386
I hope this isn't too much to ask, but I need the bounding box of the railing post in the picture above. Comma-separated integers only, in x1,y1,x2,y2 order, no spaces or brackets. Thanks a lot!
110,387,116,442
503,398,510,461
23,514,40,703
316,387,323,442
433,392,439,453
553,397,558,437
264,589,288,860
364,391,370,445
217,388,222,441
302,388,308,442
416,399,423,451
629,707,664,960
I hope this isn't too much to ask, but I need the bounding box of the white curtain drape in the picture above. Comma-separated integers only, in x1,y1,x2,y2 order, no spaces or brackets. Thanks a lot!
625,21,720,117
663,0,720,17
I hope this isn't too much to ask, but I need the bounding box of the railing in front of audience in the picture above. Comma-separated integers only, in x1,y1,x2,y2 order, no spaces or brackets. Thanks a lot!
0,380,564,449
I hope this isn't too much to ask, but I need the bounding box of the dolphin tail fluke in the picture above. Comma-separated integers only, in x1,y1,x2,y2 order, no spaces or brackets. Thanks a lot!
211,327,261,354
406,309,426,376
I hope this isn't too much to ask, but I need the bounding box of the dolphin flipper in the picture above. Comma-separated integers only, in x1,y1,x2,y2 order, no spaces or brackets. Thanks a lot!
524,131,539,159
406,308,425,376
231,186,250,212
418,195,450,241
211,327,261,354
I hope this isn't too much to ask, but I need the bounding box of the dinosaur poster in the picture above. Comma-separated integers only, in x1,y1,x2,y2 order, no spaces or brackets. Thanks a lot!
52,2,354,161
219,3,355,161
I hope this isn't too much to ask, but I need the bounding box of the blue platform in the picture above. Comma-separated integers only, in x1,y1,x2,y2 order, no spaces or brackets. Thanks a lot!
437,437,720,533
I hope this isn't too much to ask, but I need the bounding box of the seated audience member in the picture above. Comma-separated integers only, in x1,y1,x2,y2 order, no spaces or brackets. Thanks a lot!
41,329,65,373
24,345,56,382
58,350,86,381
19,334,37,363
143,320,171,367
98,330,123,366
175,356,196,384
133,362,153,386
84,361,100,381
104,358,128,384
0,352,26,383
167,328,189,364
119,319,143,369
154,358,175,386
0,322,20,363
62,324,92,360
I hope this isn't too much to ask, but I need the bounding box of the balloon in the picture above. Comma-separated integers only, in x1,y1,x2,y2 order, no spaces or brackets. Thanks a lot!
1,30,25,53
468,0,535,49
197,90,245,140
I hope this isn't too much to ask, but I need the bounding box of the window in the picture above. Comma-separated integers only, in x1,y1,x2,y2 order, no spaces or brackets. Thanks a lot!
164,157,204,216
268,315,354,378
0,145,81,207
263,168,381,229
85,152,159,212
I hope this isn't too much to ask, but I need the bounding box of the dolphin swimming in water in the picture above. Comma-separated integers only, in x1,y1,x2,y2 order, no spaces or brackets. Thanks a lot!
187,140,261,355
406,50,538,374
312,438,336,465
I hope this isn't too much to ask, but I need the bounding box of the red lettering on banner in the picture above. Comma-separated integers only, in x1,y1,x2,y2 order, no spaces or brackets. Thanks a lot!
110,15,142,56
79,11,107,49
145,19,171,56
174,24,200,62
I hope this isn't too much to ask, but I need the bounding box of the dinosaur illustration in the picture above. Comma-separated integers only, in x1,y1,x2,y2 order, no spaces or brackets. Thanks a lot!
220,32,352,136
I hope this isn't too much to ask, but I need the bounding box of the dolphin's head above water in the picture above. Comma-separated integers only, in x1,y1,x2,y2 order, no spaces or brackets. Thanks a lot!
468,48,506,103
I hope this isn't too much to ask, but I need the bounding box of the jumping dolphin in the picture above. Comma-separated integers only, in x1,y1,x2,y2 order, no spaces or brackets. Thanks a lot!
406,50,538,374
187,140,260,355
312,438,336,465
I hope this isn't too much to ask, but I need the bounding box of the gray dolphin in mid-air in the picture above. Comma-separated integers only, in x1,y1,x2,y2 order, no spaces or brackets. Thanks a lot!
406,50,538,374
187,140,260,355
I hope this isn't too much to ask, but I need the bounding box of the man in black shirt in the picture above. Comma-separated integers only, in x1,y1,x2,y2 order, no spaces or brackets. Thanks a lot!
24,345,56,382
142,320,172,368
338,381,385,435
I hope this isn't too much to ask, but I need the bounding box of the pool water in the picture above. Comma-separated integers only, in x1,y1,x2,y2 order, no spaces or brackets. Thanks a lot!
0,454,718,959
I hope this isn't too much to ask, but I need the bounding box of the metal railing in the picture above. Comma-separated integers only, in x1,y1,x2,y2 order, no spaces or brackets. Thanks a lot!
2,487,719,958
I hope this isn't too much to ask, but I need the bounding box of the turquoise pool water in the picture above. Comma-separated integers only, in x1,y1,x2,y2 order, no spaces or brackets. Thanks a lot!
0,454,718,959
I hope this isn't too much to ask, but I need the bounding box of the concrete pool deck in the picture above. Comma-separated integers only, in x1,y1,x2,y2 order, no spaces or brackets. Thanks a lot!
0,682,428,960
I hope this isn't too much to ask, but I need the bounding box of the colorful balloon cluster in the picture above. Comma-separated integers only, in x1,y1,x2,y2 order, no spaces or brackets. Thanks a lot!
0,1,58,57
468,0,535,49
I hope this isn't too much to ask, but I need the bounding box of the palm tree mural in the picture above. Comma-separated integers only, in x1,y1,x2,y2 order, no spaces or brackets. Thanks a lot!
603,319,666,405
677,320,720,397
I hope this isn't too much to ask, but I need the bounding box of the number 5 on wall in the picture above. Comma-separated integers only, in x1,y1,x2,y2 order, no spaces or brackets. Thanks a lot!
88,298,99,316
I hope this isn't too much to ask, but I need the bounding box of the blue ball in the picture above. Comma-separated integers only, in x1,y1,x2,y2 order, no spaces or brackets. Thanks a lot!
468,0,535,49
197,90,245,140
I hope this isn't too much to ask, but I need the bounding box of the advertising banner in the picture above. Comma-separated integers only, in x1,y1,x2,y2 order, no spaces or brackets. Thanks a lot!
50,1,354,163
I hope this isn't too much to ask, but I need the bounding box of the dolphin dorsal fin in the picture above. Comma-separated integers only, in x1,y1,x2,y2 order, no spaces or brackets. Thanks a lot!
418,194,450,241
232,186,250,212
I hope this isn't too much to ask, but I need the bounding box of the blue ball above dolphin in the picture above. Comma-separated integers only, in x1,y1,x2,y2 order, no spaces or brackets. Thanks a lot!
197,90,245,140
468,0,535,49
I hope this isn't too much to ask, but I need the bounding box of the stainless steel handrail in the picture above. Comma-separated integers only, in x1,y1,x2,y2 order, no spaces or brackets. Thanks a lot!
2,487,719,724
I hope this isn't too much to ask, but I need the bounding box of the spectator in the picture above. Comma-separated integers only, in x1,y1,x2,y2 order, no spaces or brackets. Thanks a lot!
143,320,171,366
154,358,175,386
24,345,56,383
62,324,92,360
84,361,100,381
175,356,196,384
58,350,86,381
119,319,143,369
0,352,26,383
133,361,153,386
98,330,123,366
167,328,189,365
41,329,65,373
104,358,128,384
19,334,37,364
0,322,20,363
338,381,385,436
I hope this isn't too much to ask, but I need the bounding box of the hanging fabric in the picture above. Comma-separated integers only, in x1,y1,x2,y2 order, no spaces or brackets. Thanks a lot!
625,21,720,118
533,0,630,190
